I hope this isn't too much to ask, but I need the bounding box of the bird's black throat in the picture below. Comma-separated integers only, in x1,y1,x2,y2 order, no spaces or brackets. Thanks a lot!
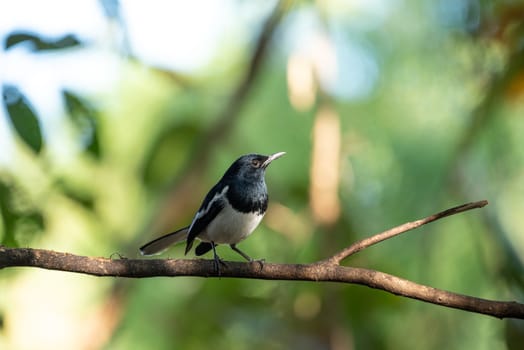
226,180,268,214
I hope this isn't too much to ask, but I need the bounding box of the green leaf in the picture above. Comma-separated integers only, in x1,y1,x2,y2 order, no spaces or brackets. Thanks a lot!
62,90,101,158
2,85,43,154
4,31,81,51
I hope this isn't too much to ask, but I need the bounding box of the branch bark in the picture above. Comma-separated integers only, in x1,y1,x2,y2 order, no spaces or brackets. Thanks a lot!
1,200,523,319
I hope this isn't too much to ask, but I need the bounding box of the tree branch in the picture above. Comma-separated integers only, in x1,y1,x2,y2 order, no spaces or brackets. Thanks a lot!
1,200,522,319
327,200,489,264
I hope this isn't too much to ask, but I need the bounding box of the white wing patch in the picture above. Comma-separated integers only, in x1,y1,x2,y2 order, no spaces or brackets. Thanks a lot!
189,185,229,232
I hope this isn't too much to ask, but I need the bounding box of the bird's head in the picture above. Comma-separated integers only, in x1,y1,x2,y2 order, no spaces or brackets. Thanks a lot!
223,152,286,183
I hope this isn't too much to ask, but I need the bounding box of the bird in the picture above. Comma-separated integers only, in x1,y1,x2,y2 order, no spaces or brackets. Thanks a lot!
139,152,285,273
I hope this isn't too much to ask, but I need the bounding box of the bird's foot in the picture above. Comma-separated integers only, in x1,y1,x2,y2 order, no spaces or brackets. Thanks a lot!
250,258,265,271
213,256,228,276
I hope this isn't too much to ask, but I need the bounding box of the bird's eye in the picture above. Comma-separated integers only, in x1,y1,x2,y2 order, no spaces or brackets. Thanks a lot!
251,159,261,168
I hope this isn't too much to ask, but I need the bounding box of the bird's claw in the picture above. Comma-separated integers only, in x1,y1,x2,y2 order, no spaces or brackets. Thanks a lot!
213,257,228,276
250,258,265,271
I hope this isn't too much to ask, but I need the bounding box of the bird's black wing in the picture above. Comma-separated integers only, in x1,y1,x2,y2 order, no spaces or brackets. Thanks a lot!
184,182,228,254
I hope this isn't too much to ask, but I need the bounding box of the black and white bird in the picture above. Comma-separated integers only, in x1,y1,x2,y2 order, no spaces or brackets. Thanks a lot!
139,152,285,272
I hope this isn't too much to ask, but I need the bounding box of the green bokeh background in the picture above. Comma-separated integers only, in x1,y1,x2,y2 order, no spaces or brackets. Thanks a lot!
1,1,524,349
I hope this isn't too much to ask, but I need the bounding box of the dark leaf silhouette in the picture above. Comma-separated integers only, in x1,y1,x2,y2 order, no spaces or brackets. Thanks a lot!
2,85,43,154
4,31,81,51
62,90,101,158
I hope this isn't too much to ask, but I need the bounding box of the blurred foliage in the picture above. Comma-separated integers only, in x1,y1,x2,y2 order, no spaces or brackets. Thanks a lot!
1,0,524,350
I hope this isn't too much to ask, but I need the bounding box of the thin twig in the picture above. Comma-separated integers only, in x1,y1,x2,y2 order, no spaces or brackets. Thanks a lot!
327,200,489,265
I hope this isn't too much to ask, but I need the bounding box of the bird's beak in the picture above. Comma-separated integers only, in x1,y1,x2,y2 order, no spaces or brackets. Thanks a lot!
262,151,286,168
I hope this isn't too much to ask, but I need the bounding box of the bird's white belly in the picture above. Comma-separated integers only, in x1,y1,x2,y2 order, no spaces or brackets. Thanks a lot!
199,203,264,244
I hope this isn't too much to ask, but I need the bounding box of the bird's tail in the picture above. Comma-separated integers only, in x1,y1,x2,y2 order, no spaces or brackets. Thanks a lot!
139,226,189,256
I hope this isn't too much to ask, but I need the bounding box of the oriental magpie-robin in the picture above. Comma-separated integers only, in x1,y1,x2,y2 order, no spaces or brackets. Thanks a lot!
139,152,285,272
